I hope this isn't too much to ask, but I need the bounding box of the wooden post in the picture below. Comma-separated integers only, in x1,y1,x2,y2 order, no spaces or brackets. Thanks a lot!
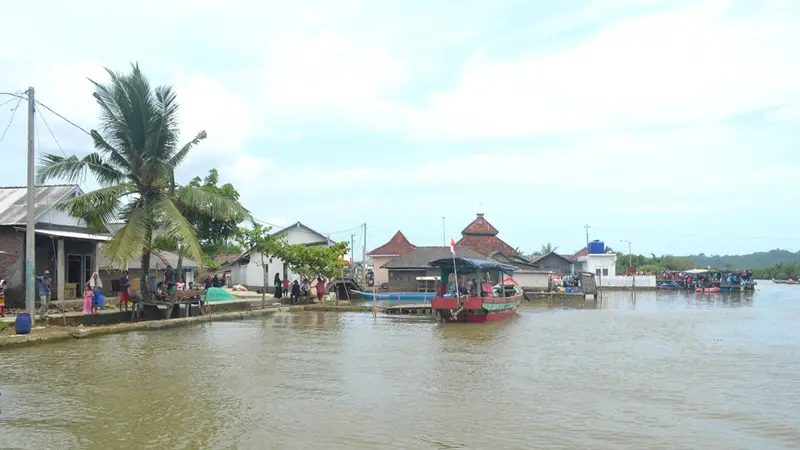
372,286,377,318
57,239,65,302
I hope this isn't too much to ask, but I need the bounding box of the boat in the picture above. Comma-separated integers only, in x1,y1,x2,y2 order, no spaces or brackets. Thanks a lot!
352,290,446,303
429,257,524,323
773,279,797,285
695,286,721,294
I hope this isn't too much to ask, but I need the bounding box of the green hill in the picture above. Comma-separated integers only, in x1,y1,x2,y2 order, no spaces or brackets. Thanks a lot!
688,249,800,270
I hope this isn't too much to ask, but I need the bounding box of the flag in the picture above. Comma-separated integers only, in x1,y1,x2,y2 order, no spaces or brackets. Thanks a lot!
450,238,456,255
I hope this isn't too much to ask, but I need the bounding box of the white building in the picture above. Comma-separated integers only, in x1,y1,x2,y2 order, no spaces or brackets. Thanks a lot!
228,222,333,290
582,253,618,277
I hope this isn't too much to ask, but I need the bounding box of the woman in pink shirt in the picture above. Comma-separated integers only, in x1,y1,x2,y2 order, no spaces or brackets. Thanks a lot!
315,277,326,302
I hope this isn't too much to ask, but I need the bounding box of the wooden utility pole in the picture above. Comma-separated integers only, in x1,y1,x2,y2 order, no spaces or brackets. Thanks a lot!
25,87,36,324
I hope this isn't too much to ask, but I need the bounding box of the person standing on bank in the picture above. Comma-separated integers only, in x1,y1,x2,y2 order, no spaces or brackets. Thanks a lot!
274,272,283,298
36,270,52,318
90,272,103,311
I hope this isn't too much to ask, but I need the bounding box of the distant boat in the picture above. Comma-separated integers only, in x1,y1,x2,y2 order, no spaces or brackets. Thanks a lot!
429,257,523,323
772,279,797,285
695,286,721,294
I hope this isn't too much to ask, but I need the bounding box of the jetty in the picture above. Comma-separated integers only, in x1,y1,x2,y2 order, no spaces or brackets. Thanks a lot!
383,303,433,315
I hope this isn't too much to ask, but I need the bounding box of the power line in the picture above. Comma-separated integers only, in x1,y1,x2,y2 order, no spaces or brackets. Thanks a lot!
36,108,92,192
34,100,91,136
0,97,23,144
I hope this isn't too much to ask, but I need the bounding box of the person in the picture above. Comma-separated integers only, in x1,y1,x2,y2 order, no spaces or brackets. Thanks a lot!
300,278,311,303
316,276,326,302
36,270,52,318
274,273,283,298
119,270,130,311
282,276,289,297
177,277,185,291
83,282,94,314
204,274,213,290
212,274,221,288
290,280,300,304
90,272,103,311
0,279,6,317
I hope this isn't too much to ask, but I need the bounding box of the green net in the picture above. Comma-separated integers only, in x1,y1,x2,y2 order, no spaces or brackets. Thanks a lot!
202,287,235,302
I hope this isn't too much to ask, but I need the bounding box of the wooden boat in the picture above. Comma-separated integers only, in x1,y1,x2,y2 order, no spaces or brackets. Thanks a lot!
695,286,721,294
429,257,523,323
772,279,797,285
352,290,446,303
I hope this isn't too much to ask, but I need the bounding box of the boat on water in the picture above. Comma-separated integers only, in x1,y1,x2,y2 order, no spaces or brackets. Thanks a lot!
352,290,446,303
772,279,797,285
429,257,523,323
695,286,721,294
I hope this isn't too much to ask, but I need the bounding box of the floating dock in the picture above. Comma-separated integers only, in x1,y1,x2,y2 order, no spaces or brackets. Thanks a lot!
383,303,433,315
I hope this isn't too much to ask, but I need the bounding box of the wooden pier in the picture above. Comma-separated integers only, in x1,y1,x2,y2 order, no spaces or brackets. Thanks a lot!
383,303,434,315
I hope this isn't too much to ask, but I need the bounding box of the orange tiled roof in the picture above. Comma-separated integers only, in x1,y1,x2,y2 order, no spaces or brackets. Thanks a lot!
367,231,416,256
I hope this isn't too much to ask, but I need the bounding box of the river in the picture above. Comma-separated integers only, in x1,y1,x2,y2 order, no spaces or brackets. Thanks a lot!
1,283,799,449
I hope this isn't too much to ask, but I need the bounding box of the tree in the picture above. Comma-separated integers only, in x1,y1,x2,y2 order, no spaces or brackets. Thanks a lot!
235,222,285,308
282,242,349,302
36,63,250,299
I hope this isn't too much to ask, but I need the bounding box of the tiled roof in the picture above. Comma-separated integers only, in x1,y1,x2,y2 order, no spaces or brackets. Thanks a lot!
215,254,240,265
0,184,80,226
381,246,488,269
530,251,572,264
568,247,588,262
461,213,499,236
367,230,416,256
456,234,517,256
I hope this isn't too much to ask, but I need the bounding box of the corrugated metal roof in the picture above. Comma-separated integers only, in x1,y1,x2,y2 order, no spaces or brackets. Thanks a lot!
0,185,79,226
34,229,111,242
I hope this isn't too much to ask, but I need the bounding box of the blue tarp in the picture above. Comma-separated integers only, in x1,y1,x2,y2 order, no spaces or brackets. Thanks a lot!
428,257,517,275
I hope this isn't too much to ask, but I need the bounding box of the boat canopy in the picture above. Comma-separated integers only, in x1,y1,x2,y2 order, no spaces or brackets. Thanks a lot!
429,257,517,275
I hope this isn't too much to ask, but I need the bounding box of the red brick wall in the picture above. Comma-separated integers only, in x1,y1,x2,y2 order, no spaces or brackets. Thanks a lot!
0,226,24,308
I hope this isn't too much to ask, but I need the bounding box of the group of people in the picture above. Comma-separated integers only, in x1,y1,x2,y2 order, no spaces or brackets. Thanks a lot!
273,273,326,304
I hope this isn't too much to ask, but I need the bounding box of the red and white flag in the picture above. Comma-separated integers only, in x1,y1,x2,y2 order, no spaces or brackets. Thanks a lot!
450,238,456,255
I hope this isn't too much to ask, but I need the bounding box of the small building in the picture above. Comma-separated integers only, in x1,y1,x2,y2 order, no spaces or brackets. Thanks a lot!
530,251,572,276
366,230,416,288
569,246,617,277
381,246,488,291
229,221,334,290
0,185,111,306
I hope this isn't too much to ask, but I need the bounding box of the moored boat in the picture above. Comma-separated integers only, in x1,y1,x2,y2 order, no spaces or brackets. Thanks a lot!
352,290,445,303
429,257,523,323
695,286,721,294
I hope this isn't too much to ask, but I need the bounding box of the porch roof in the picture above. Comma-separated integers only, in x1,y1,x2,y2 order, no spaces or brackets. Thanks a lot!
17,228,112,242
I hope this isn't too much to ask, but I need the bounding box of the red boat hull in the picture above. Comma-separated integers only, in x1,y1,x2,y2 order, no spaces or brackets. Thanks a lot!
431,295,522,323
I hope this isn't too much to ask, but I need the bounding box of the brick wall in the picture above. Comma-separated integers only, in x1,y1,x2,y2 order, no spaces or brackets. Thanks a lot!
0,226,24,308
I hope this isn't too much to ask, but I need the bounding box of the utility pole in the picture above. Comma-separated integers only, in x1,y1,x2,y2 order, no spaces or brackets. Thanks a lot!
441,217,445,246
620,240,632,270
362,223,367,283
25,87,36,324
350,234,355,264
584,224,591,248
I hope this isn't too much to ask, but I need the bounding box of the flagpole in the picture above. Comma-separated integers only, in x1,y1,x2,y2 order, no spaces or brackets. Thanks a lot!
450,238,460,299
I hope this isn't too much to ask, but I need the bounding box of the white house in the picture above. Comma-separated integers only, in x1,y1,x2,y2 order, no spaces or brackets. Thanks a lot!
583,253,618,277
228,222,334,290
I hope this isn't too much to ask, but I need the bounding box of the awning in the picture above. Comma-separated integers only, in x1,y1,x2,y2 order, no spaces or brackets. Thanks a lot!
27,228,111,242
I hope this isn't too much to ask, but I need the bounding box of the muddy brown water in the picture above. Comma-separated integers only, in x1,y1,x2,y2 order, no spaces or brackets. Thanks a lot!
1,283,799,449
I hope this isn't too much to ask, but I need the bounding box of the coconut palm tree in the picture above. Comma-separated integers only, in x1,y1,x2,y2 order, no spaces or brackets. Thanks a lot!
36,63,250,298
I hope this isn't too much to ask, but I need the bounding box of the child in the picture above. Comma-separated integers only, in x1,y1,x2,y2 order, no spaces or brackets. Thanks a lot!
291,280,300,304
83,282,94,314
0,279,6,317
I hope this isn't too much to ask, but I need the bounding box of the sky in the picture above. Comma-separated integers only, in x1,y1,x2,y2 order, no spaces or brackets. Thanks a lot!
0,0,798,258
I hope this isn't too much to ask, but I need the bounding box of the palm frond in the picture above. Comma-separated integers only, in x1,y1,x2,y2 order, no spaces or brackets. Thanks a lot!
89,130,132,175
174,185,251,222
36,154,88,184
169,130,207,168
103,205,152,266
55,183,135,231
81,152,125,186
153,195,203,263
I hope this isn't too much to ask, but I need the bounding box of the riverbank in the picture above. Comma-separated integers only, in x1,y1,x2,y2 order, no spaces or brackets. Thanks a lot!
0,302,373,350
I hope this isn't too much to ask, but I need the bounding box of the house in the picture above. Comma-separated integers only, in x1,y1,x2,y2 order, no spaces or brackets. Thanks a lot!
0,185,111,306
456,212,518,256
490,251,553,290
381,246,488,291
366,230,416,287
568,246,617,277
529,251,572,275
97,250,201,294
229,221,334,290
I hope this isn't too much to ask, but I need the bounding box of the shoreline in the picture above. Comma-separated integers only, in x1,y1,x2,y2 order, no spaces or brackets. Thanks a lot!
0,303,373,350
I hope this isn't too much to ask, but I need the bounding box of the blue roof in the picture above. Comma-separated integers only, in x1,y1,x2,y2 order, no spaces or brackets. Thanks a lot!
429,257,517,275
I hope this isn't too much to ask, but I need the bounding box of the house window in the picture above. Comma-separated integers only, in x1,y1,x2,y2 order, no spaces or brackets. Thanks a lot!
602,268,609,276
595,269,601,276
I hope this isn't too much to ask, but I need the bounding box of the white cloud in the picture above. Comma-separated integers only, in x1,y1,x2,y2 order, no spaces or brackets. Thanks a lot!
405,1,800,139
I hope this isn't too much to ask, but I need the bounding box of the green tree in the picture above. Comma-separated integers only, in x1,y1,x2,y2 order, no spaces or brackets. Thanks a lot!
36,63,250,299
184,169,247,255
282,242,349,300
235,222,285,308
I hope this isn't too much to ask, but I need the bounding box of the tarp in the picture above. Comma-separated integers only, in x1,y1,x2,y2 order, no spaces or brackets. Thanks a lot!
429,257,517,275
495,276,520,287
202,287,235,302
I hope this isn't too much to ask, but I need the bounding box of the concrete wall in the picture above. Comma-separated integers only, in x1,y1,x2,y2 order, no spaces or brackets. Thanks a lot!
514,272,551,290
583,254,618,277
387,268,428,291
597,275,656,287
368,255,395,286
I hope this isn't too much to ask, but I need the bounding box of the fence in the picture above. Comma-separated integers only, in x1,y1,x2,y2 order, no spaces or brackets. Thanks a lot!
598,275,656,288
